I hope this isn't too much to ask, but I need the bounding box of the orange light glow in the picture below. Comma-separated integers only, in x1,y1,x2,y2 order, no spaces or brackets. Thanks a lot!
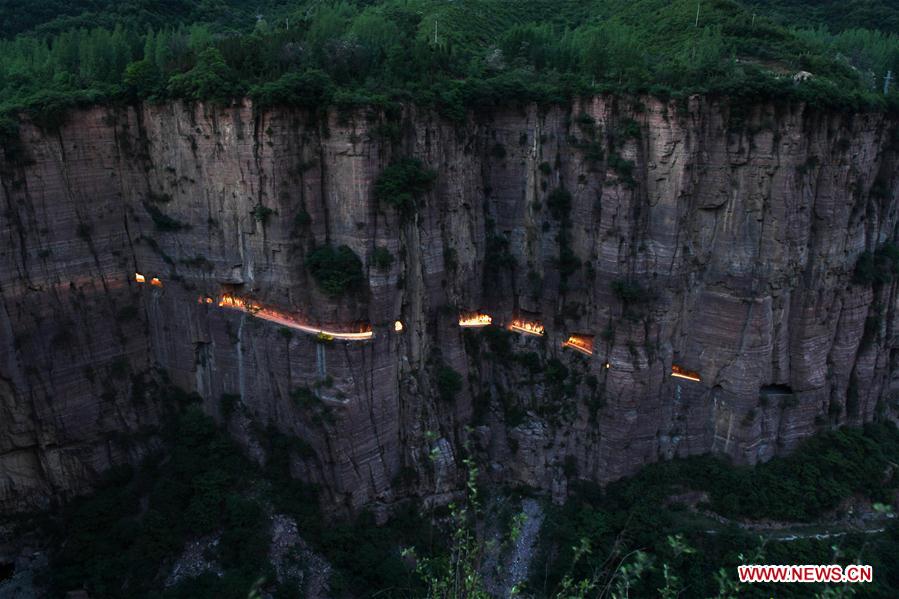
459,312,492,328
671,364,701,382
135,273,146,283
217,293,373,340
509,319,545,336
562,335,594,356
197,296,215,304
150,277,163,287
394,320,404,332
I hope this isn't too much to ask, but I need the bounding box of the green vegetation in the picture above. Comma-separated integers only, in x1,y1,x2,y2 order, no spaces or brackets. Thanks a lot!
370,245,394,271
610,278,656,318
533,422,899,597
436,364,464,402
293,207,311,228
305,243,365,296
3,1,899,132
373,158,437,216
143,202,190,232
545,187,572,221
27,382,899,598
40,386,436,598
250,203,275,224
746,0,899,33
50,400,269,598
854,243,899,285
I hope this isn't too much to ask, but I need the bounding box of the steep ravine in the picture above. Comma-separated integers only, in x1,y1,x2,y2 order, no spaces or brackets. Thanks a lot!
2,96,898,514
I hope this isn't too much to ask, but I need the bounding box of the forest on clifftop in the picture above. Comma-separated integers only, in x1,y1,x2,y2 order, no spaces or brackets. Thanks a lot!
1,0,899,131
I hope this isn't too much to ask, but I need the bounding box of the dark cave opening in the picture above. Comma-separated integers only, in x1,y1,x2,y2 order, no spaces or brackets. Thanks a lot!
0,562,14,582
760,384,794,395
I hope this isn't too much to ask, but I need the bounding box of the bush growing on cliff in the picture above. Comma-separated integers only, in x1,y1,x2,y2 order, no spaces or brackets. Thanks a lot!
611,278,654,304
143,202,190,232
373,158,437,216
436,364,463,402
250,203,275,224
854,243,899,285
546,187,572,221
371,245,394,271
305,244,365,297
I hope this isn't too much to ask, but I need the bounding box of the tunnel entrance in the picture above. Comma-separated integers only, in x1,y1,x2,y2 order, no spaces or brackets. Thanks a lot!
218,292,373,340
459,311,492,327
563,334,594,356
509,318,544,336
671,365,701,382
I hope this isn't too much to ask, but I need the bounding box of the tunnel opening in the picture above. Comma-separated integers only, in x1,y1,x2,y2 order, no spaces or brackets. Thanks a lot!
563,334,594,356
760,384,794,395
459,311,492,327
217,292,373,340
509,317,544,336
671,364,701,382
134,272,146,283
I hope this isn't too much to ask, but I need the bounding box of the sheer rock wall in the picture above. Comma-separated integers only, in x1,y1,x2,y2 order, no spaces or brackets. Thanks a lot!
2,96,898,512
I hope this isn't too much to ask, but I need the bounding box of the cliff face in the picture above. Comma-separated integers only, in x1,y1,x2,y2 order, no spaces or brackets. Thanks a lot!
2,96,899,513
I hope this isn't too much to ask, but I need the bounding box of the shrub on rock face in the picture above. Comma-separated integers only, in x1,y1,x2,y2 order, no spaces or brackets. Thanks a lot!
305,244,365,296
436,365,463,402
854,243,899,286
373,158,437,216
371,246,394,271
546,187,572,220
611,278,653,304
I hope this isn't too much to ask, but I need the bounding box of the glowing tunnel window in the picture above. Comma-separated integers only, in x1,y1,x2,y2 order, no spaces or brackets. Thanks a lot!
459,312,492,328
394,320,404,332
134,273,146,283
510,319,545,336
563,334,594,356
150,277,163,287
671,365,701,382
217,293,373,341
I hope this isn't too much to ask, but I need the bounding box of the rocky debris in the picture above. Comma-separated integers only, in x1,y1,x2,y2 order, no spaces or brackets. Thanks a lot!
482,497,544,598
1,98,898,515
165,536,222,588
268,514,331,599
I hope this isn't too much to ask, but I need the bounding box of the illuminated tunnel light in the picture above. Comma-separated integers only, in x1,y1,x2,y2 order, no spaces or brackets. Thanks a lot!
459,312,492,328
217,293,373,341
563,334,594,356
135,273,146,283
150,277,163,287
394,320,404,332
509,319,545,336
671,364,701,382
